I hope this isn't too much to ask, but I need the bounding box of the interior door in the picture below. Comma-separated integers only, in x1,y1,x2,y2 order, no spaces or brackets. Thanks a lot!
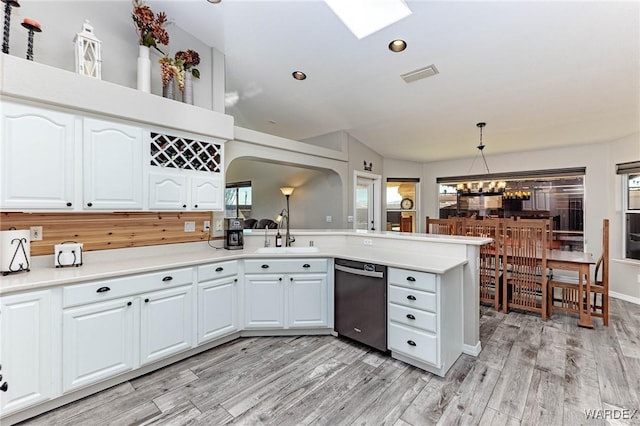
355,175,378,230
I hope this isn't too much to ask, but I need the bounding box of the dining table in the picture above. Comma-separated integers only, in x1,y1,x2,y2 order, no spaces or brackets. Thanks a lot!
546,249,596,328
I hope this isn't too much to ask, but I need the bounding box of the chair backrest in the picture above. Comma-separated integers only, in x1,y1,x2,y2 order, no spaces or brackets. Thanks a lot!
515,217,554,247
243,218,258,229
503,219,548,267
400,216,412,232
595,219,609,285
425,217,461,235
256,218,278,229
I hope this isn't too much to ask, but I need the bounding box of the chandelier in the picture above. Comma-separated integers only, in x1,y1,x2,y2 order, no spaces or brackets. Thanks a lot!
456,123,506,195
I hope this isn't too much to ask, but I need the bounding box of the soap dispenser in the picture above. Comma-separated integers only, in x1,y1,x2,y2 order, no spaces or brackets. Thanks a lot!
275,230,282,247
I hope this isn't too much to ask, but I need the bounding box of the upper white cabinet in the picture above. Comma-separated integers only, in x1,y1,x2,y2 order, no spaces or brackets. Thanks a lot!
147,132,224,211
83,118,143,210
0,290,58,416
0,102,76,210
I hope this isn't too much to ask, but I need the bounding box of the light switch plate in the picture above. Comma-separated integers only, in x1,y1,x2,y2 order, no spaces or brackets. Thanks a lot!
184,221,196,232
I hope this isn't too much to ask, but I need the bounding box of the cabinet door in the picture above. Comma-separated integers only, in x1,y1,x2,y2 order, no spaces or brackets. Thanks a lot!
0,291,54,415
198,277,238,344
244,274,285,328
288,274,328,328
63,297,136,392
148,171,188,210
1,102,76,209
140,286,193,365
83,118,143,210
191,175,222,210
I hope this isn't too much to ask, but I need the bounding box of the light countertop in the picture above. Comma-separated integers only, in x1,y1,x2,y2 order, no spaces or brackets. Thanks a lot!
0,230,489,295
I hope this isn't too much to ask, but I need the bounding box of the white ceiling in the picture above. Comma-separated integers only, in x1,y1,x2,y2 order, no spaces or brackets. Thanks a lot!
151,0,639,163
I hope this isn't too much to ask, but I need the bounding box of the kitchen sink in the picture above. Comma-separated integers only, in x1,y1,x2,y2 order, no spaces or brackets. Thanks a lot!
255,246,320,254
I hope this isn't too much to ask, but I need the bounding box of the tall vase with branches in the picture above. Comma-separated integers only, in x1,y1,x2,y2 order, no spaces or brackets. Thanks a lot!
132,0,169,93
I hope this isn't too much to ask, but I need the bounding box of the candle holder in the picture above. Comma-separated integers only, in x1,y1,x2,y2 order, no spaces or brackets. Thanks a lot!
1,0,19,54
21,18,41,61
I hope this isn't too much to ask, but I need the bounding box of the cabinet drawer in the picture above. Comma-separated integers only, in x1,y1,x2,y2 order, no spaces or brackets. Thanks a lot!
388,268,436,293
389,322,438,366
198,261,238,282
244,258,327,274
389,303,437,333
388,285,436,312
63,267,193,307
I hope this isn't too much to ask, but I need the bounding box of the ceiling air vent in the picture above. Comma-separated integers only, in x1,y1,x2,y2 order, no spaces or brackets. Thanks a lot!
401,64,439,83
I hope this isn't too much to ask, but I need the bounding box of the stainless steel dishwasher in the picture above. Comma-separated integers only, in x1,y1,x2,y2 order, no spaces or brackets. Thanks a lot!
334,258,387,352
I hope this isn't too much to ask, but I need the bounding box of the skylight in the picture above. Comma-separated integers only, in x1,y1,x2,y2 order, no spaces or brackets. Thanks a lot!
324,0,412,39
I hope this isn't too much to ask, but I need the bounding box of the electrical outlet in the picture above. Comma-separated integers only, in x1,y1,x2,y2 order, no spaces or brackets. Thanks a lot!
363,239,373,246
203,221,211,232
326,215,333,223
347,215,354,223
30,226,43,241
184,221,196,232
215,219,224,231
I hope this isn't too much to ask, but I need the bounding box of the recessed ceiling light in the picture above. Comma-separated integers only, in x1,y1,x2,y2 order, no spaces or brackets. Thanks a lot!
207,0,222,3
292,71,307,80
389,39,407,52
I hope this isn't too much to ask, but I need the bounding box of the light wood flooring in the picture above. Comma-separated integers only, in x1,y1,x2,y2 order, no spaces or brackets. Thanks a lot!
20,298,640,425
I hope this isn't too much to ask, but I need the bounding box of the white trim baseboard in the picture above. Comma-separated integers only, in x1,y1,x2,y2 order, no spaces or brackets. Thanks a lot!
462,341,482,356
610,291,640,305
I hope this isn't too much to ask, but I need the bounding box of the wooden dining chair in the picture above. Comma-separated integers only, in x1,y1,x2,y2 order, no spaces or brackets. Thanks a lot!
425,217,461,235
548,219,609,325
463,218,503,310
502,220,548,320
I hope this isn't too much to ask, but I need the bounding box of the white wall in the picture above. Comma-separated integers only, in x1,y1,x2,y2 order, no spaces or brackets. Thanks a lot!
226,159,343,229
422,132,640,299
10,1,215,109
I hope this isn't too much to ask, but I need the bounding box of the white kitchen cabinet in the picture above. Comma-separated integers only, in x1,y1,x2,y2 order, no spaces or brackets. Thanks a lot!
140,285,194,365
62,267,194,392
83,118,143,210
0,290,57,416
0,102,77,210
288,273,328,328
387,267,462,377
244,274,285,328
197,261,239,344
148,171,222,211
148,172,189,210
244,259,329,330
62,297,136,393
191,175,223,210
147,131,224,211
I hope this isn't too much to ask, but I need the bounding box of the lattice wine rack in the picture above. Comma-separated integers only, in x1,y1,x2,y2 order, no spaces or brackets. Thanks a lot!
150,132,221,172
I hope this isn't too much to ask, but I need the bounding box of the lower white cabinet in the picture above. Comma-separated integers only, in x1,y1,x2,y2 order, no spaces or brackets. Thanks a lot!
387,267,462,377
245,274,285,328
0,290,56,416
244,259,329,329
140,286,194,365
288,274,328,328
62,297,136,392
197,261,239,344
62,277,194,392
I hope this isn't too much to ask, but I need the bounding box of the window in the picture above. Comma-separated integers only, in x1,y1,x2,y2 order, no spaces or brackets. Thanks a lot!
437,168,586,251
617,161,640,260
225,181,252,218
386,178,419,232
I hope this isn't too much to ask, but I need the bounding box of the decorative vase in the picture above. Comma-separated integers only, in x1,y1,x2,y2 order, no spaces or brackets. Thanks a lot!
137,45,151,93
182,71,193,104
162,76,174,99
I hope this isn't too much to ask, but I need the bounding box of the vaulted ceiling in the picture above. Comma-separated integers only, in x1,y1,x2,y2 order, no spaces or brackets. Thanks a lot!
152,0,639,162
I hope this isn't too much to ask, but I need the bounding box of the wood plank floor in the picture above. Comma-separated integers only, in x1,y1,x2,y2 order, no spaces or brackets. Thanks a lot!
20,298,640,425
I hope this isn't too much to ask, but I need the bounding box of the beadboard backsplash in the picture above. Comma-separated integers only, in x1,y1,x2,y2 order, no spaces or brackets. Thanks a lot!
1,212,218,256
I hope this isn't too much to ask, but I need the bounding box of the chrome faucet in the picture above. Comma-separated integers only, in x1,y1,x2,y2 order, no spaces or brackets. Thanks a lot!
263,225,270,247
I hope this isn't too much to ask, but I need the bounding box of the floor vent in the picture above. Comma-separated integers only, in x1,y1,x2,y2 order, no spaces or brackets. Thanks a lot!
401,64,439,83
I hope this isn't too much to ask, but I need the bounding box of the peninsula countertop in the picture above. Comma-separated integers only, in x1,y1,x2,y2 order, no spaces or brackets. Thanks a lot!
0,229,490,295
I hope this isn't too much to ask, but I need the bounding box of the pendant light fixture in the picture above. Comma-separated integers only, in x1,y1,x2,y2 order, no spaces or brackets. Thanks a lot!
457,122,506,195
